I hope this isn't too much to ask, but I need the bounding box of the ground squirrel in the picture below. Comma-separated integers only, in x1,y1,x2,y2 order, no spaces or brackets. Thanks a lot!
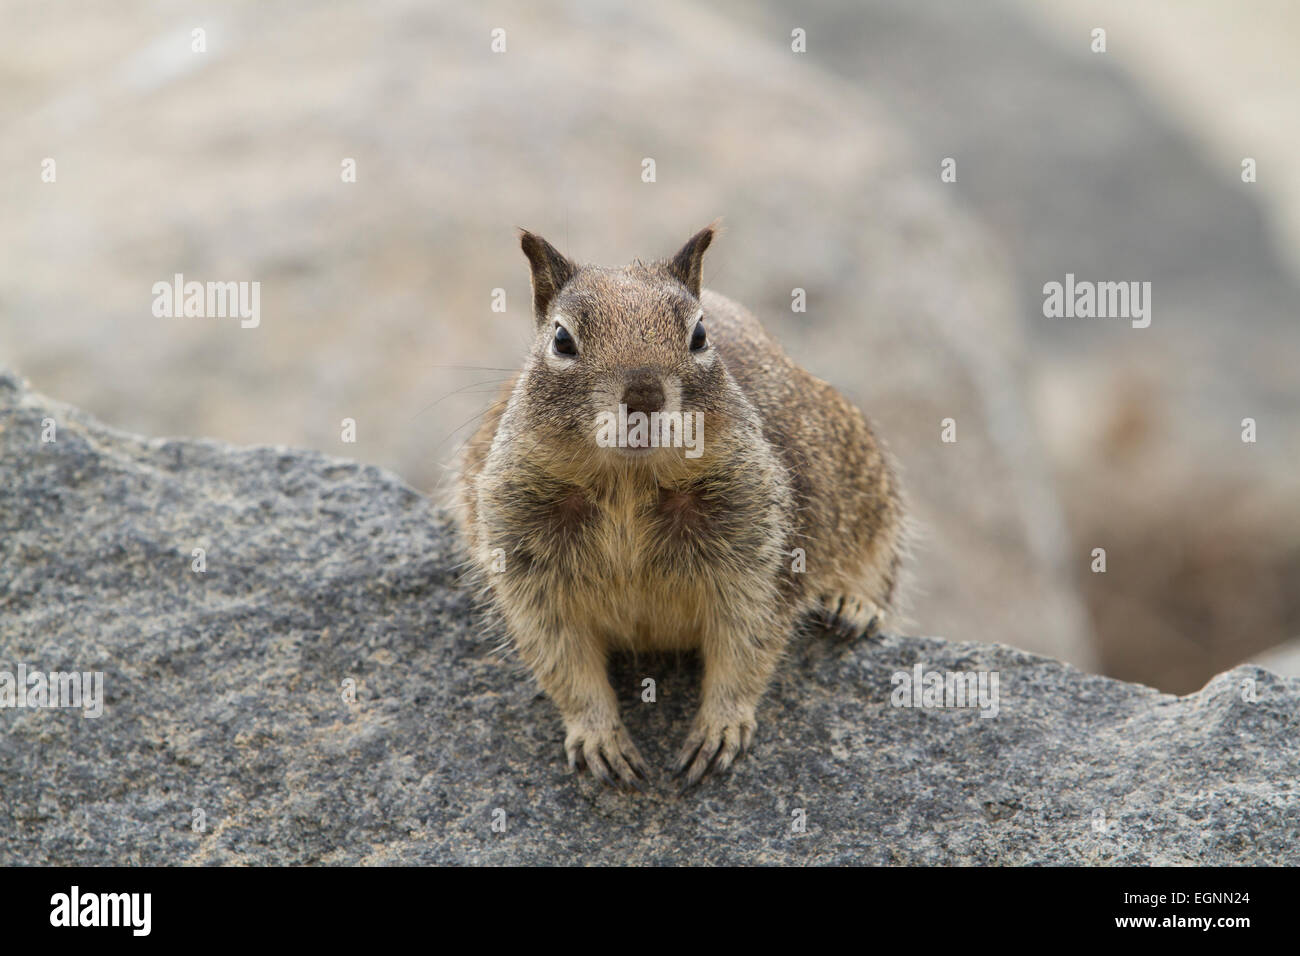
455,225,904,789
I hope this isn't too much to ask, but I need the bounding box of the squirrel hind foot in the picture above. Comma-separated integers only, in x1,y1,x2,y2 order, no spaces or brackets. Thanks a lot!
814,594,884,641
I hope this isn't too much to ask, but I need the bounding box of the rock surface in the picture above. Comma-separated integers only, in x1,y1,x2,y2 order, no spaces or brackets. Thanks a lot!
1,372,1296,865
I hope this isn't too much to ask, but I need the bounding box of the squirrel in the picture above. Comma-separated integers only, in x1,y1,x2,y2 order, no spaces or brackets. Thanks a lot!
454,224,904,790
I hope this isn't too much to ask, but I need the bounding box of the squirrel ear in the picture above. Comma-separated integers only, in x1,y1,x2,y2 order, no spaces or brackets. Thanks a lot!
667,223,716,298
519,230,577,322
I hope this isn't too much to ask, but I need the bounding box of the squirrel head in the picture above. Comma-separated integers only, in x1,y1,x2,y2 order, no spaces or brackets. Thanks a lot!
508,223,749,470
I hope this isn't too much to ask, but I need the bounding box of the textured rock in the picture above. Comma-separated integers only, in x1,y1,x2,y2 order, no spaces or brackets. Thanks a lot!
1,372,1296,865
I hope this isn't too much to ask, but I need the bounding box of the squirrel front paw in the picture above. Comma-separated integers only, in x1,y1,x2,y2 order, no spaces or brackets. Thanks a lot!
564,718,650,791
672,708,756,790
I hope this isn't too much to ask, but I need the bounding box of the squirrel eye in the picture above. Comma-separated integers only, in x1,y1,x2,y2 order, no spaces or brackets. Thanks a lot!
690,319,708,352
553,324,577,356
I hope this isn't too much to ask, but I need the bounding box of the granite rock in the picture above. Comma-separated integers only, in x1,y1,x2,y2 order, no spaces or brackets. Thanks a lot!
1,372,1295,865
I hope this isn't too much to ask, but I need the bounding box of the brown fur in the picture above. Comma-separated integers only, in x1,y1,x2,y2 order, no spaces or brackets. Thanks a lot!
453,225,904,790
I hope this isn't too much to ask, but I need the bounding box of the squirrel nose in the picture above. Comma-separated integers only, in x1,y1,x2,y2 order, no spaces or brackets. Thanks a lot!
621,374,665,416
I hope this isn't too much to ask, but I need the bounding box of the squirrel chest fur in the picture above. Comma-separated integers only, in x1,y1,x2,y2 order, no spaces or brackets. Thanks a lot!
455,225,903,790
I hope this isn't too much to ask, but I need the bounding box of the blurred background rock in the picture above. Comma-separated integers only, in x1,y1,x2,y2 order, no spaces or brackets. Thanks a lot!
2,0,1296,691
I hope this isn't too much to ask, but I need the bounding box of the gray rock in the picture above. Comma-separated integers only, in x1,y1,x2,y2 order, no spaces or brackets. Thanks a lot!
1,371,1296,865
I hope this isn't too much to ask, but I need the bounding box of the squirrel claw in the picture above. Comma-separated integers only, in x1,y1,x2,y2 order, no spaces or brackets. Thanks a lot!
565,724,650,792
673,715,755,790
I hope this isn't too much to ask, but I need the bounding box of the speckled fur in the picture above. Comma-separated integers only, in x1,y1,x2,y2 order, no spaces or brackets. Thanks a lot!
453,225,904,789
